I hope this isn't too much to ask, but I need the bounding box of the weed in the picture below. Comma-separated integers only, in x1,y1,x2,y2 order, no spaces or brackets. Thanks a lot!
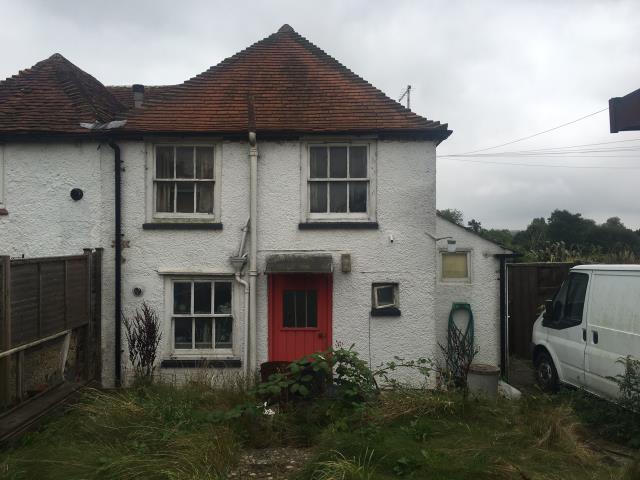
311,449,377,480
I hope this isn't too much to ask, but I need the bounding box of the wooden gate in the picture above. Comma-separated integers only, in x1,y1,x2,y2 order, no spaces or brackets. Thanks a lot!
507,263,573,358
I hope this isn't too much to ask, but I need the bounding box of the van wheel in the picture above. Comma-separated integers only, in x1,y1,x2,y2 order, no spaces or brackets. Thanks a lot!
535,351,559,392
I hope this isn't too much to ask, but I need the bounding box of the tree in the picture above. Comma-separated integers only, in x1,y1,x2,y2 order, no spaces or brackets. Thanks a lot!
547,209,595,247
437,208,464,226
467,219,482,233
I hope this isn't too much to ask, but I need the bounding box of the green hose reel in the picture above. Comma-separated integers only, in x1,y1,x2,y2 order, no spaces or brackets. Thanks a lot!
448,302,475,352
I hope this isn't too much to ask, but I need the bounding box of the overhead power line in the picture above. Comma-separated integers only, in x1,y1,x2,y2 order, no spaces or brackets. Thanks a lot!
451,107,609,156
441,157,640,169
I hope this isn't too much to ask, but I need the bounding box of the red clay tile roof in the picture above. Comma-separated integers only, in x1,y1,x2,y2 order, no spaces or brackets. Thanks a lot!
0,54,125,134
0,26,450,140
122,25,450,139
106,85,173,110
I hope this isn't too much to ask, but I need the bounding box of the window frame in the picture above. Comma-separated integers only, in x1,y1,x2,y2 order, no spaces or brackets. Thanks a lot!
371,282,400,316
300,140,377,223
546,272,589,330
440,250,472,283
166,277,234,357
146,142,222,223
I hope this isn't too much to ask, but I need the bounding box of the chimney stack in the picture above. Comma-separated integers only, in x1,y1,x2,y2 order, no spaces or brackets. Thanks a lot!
132,84,144,108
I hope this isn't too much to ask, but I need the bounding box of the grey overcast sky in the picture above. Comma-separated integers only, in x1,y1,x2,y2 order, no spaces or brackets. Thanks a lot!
2,0,639,230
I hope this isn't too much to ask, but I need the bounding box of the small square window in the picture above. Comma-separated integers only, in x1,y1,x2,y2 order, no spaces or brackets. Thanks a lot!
442,252,470,280
371,283,400,316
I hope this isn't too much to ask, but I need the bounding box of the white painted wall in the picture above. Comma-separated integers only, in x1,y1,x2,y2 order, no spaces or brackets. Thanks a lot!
434,216,509,367
1,138,504,387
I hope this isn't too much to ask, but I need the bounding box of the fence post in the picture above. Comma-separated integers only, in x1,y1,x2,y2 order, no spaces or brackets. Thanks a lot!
92,248,103,381
0,256,11,407
82,249,92,380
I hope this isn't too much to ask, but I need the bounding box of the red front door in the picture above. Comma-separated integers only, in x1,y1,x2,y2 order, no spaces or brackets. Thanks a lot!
268,273,332,361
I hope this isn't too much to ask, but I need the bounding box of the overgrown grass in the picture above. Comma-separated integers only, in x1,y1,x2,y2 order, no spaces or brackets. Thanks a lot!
300,390,626,479
561,388,640,449
0,377,251,480
0,378,634,479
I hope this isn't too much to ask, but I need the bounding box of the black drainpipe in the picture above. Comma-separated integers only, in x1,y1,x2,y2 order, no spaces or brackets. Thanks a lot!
494,252,522,380
108,141,122,387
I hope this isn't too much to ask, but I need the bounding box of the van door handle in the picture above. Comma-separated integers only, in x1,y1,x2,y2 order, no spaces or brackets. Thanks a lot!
592,330,599,344
582,328,586,341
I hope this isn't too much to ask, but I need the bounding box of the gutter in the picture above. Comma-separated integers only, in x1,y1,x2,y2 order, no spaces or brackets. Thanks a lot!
494,252,522,380
108,141,123,387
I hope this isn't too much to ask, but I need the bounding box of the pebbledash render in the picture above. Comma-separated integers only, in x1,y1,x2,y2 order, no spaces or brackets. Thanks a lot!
0,25,511,387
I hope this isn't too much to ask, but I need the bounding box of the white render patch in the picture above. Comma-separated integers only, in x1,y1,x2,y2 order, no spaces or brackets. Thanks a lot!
0,138,504,387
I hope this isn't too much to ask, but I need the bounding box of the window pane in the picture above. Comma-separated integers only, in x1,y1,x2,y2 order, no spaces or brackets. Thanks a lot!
156,182,174,212
174,282,192,313
310,147,328,178
329,182,347,213
174,318,192,349
283,291,316,328
552,280,569,323
196,182,214,214
376,285,395,307
442,253,468,279
156,147,174,179
329,147,347,178
349,182,367,213
194,282,212,314
176,147,194,178
306,291,317,328
564,273,588,323
195,147,214,179
214,282,232,314
215,317,233,349
310,182,327,213
349,146,367,178
176,182,195,213
283,291,296,328
195,318,213,349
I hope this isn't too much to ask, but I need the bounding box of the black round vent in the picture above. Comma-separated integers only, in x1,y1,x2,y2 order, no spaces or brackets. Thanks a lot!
70,188,84,201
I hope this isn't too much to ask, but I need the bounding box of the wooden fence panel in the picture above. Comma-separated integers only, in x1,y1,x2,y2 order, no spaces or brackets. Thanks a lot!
10,264,39,347
508,263,573,358
40,262,65,337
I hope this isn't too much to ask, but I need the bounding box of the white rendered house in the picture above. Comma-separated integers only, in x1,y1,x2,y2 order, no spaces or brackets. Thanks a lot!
0,25,511,387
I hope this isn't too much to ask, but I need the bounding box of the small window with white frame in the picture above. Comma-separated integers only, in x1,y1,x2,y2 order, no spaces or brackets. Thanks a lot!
170,279,233,354
306,144,372,219
441,251,470,281
154,145,216,218
371,282,400,316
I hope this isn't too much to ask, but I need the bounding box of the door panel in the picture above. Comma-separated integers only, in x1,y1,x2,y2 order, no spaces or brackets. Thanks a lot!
585,273,640,399
268,274,332,362
545,272,589,387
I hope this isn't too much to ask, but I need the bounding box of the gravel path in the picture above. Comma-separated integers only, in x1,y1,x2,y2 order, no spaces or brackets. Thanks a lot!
228,447,314,479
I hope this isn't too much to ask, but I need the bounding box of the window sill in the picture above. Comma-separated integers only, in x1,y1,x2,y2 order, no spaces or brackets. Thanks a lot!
299,221,378,230
143,222,223,230
371,307,401,317
161,358,241,369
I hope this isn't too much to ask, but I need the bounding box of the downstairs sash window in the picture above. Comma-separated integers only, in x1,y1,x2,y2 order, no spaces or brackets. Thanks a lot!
171,279,233,353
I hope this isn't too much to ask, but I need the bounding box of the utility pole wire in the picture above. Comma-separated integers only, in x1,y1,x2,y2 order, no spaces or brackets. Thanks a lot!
451,107,609,156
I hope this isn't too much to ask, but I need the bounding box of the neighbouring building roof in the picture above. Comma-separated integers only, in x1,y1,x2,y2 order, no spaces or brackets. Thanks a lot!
609,88,640,133
0,25,451,141
0,53,125,135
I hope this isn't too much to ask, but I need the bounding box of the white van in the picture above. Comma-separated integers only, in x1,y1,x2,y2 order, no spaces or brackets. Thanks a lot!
531,265,640,399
